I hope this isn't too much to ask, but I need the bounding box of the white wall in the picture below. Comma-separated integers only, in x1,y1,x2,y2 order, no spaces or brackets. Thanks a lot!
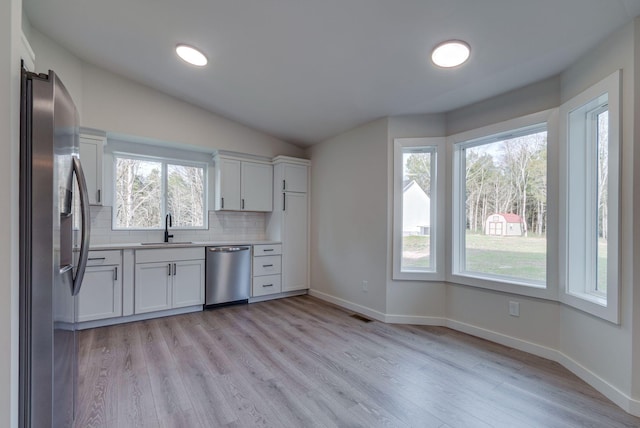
558,19,637,404
309,118,389,316
386,114,448,321
445,75,560,136
309,19,639,415
1,0,22,426
28,28,304,159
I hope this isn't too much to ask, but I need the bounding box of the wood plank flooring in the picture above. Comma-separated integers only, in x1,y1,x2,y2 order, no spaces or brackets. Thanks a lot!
74,295,640,427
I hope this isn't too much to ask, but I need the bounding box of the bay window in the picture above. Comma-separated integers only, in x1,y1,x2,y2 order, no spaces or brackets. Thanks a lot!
560,70,620,323
393,137,444,280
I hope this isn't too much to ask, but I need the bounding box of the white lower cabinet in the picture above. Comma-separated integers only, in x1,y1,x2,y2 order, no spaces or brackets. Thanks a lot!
78,250,122,322
172,259,206,308
134,262,172,314
135,248,205,315
252,244,282,297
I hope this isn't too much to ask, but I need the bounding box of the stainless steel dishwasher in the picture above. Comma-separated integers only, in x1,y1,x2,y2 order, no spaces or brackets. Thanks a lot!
205,246,251,308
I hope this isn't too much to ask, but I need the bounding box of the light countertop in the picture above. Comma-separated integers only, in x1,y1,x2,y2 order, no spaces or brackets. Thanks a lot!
86,240,281,251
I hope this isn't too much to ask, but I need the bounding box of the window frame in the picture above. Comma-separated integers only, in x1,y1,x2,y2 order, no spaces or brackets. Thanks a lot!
112,152,208,231
447,109,558,300
392,137,445,281
559,70,620,324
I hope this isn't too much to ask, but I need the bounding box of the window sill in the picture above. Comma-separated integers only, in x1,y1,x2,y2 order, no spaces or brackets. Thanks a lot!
447,272,553,300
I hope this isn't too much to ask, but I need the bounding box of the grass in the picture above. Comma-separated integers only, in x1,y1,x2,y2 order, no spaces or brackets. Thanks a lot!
465,233,546,282
402,232,607,287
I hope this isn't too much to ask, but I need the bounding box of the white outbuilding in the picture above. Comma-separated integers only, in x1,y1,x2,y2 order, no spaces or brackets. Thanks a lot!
403,180,430,235
485,213,523,236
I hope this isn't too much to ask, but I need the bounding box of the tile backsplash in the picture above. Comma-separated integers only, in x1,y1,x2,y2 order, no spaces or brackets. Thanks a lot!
88,206,266,244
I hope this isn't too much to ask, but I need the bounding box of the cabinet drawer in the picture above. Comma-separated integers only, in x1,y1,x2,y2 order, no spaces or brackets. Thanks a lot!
87,250,121,266
136,247,204,263
252,274,281,297
252,255,281,276
253,244,282,256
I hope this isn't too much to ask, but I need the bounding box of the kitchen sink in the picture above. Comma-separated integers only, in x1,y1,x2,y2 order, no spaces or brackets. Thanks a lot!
140,241,193,245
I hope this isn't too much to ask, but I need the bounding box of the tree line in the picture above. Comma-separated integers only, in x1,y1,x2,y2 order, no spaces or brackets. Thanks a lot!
405,127,609,239
114,158,204,229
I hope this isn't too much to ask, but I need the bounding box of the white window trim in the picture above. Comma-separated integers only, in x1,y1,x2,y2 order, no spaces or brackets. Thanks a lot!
392,137,445,281
558,70,620,324
446,109,558,300
112,151,209,231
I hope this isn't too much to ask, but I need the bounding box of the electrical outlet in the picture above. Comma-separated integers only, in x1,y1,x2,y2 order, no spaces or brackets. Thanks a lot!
509,301,520,317
362,280,368,292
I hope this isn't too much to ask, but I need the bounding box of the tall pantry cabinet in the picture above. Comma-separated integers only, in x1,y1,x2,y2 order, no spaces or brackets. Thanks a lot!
267,156,310,292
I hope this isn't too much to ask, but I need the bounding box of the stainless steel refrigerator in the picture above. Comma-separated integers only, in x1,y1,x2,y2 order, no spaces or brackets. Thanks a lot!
19,69,91,427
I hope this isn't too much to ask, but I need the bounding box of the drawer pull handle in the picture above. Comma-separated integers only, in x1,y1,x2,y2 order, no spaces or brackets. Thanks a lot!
263,284,273,287
263,264,273,268
263,249,274,252
88,257,106,261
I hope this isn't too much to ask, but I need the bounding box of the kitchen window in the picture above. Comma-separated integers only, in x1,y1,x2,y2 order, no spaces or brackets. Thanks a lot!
113,153,207,230
392,137,445,280
451,111,554,296
559,70,620,323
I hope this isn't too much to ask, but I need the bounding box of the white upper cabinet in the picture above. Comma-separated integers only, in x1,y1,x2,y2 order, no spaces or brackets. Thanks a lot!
280,162,308,193
79,134,105,205
241,161,273,211
215,157,241,210
214,154,273,212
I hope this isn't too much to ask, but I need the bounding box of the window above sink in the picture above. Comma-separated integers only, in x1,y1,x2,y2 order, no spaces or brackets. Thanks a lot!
112,153,207,231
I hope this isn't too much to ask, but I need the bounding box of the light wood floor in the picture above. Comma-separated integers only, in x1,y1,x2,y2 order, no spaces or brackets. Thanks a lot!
75,295,640,427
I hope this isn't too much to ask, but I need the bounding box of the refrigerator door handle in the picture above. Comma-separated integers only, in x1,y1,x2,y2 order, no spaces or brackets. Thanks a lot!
72,157,91,296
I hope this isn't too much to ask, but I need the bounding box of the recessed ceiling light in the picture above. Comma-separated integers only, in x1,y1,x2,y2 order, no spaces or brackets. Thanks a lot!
176,44,208,67
431,40,470,68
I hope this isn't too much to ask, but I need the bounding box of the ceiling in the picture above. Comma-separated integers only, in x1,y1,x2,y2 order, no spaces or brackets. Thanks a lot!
23,0,640,147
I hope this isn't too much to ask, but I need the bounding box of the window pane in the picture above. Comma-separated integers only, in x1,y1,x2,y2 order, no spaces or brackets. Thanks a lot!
596,110,608,293
401,148,433,271
167,164,205,227
114,158,162,228
463,130,547,283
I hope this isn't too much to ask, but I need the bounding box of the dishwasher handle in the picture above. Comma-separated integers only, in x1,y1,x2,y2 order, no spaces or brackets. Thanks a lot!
207,246,251,253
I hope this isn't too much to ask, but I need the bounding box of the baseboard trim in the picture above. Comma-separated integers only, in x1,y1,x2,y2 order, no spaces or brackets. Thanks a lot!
385,314,447,326
445,319,560,361
308,289,386,322
76,305,202,330
308,290,640,417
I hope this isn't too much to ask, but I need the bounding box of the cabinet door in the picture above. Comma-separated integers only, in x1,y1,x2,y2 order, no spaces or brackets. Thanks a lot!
216,158,241,210
241,161,273,211
79,135,104,205
77,265,122,322
172,259,205,308
135,262,172,314
282,163,308,193
282,192,308,291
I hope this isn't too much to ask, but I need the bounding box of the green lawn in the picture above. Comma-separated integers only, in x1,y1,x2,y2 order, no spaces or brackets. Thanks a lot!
401,235,431,269
465,233,546,281
402,232,608,287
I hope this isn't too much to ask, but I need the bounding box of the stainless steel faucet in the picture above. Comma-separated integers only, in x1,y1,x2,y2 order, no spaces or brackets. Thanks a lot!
164,213,173,242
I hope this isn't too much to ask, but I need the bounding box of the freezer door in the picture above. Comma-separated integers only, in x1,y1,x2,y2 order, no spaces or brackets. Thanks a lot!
20,70,80,428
